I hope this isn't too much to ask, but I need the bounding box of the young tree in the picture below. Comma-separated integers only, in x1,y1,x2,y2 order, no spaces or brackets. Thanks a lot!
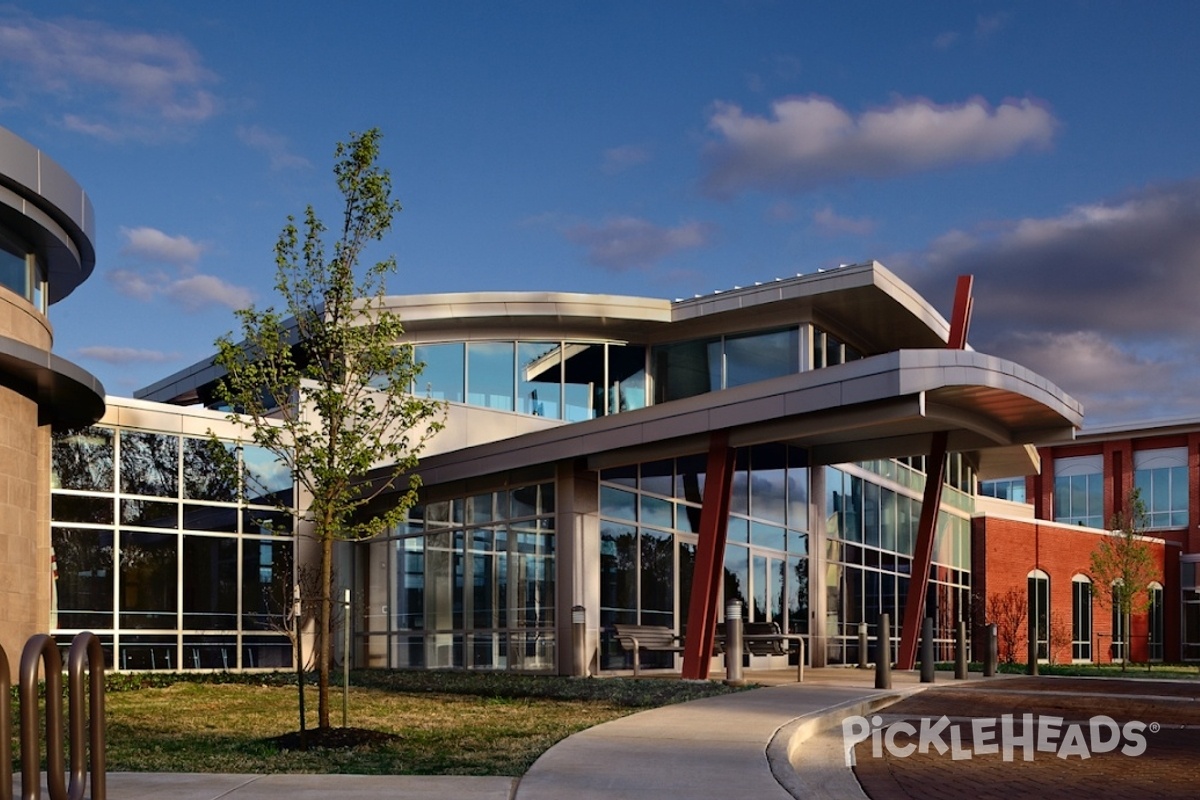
1090,489,1159,672
215,129,444,730
985,587,1027,664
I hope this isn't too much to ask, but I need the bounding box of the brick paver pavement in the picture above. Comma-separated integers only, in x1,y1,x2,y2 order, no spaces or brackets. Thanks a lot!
851,677,1200,800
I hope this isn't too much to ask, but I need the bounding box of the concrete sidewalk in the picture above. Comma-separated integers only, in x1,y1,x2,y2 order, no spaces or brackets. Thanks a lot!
37,667,964,799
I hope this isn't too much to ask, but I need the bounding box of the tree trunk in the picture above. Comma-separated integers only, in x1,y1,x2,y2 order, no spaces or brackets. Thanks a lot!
318,532,333,729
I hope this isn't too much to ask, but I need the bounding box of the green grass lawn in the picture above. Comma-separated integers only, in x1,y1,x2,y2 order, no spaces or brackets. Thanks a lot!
19,671,747,776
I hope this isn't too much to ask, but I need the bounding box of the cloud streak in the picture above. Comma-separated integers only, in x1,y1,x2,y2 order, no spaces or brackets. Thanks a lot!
77,346,179,365
237,125,312,170
702,94,1056,197
0,11,218,140
120,226,204,266
565,217,716,271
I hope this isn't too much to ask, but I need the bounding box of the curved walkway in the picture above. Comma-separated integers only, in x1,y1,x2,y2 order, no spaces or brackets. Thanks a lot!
50,668,953,799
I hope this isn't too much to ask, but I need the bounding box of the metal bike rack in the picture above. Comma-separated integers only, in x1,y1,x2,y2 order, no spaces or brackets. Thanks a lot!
0,632,107,800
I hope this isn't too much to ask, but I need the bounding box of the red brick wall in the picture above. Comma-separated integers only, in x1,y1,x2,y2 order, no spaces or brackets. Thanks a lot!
973,515,1177,664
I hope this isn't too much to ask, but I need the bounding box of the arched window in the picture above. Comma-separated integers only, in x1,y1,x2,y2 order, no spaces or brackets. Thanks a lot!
1027,569,1049,661
1111,580,1126,662
1148,582,1164,662
1072,575,1092,661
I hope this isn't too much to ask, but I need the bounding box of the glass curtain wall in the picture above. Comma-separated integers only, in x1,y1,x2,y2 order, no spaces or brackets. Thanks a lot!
824,463,972,665
413,340,647,421
598,445,809,671
51,426,294,670
356,482,556,671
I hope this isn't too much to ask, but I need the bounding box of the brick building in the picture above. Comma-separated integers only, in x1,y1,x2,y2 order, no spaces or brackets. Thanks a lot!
979,417,1199,664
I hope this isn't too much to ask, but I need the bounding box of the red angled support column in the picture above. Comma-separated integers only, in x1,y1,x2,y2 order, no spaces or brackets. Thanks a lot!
896,275,973,671
680,431,735,680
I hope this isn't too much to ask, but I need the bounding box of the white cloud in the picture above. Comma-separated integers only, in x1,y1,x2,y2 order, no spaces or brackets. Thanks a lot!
601,144,651,175
812,206,875,236
237,125,312,171
119,226,204,266
0,11,218,141
702,94,1056,197
77,346,178,365
165,274,254,312
564,217,716,271
109,266,252,311
108,268,165,301
893,179,1200,426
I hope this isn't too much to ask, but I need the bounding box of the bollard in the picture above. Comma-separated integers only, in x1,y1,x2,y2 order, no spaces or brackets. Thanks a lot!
984,623,997,677
920,617,936,683
874,613,892,690
857,622,870,669
572,605,588,677
725,600,745,686
955,620,968,679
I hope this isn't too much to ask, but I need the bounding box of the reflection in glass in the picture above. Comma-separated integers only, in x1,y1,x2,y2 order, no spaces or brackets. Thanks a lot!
53,495,114,524
52,427,114,492
563,343,605,421
651,340,718,402
640,529,673,627
243,446,291,506
724,328,799,388
414,342,465,403
121,499,178,528
467,342,515,411
183,536,238,628
120,431,179,498
184,437,237,502
120,531,178,628
52,528,114,629
518,342,562,418
607,344,647,413
242,538,293,630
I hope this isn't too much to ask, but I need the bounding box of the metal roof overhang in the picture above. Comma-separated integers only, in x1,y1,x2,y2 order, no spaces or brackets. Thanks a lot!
403,348,1081,489
0,334,106,427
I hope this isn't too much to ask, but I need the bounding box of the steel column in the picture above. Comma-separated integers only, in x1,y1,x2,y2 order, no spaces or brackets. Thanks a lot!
896,274,973,671
680,431,735,679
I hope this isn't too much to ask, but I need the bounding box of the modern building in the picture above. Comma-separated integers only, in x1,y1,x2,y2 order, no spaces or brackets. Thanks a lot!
0,127,105,662
19,123,1177,677
138,263,1083,674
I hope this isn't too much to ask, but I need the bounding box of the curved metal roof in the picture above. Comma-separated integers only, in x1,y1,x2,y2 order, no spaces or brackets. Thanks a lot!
406,348,1081,488
0,126,96,304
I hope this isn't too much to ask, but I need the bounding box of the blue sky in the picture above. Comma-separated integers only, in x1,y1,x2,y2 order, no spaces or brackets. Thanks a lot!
2,2,1199,427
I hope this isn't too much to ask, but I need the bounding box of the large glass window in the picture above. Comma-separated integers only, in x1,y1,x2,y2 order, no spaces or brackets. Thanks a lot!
1053,455,1104,528
980,477,1027,503
50,424,294,670
1148,582,1164,661
357,482,556,672
0,228,46,311
467,342,515,411
413,342,465,403
1134,448,1188,529
724,328,800,389
1028,569,1049,660
1071,575,1092,661
1111,583,1126,662
517,342,562,418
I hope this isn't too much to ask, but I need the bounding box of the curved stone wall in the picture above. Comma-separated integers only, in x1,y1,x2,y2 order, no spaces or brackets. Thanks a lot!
0,126,104,660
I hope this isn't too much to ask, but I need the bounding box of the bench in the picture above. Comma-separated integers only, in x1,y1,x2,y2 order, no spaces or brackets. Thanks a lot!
741,621,807,682
614,624,685,676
